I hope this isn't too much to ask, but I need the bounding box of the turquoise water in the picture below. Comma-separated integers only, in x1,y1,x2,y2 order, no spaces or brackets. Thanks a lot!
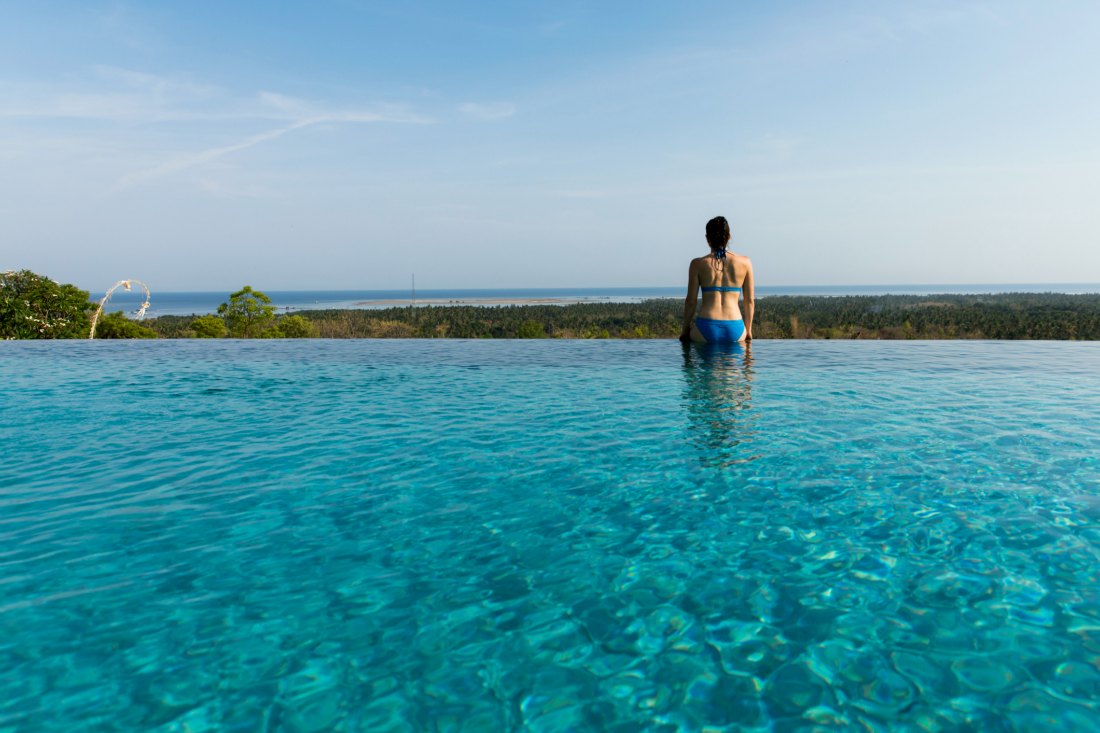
2,340,1099,732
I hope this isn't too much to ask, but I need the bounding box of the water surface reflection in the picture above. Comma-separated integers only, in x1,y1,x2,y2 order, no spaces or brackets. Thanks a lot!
680,342,759,467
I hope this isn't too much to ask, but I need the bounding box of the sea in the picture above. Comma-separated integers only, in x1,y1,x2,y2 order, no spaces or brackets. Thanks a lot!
91,284,1100,318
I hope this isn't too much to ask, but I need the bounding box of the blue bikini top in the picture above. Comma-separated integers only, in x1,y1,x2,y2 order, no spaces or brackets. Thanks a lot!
701,248,741,292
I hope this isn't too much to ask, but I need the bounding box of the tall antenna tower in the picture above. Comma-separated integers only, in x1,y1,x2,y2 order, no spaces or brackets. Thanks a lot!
411,274,416,306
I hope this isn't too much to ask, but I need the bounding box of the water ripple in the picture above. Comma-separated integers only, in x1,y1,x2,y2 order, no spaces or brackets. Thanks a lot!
1,340,1099,730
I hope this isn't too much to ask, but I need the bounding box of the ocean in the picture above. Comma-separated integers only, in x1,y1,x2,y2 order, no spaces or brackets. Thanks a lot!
90,284,1100,318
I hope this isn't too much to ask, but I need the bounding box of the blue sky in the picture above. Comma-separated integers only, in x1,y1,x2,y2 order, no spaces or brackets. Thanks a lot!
2,1,1098,290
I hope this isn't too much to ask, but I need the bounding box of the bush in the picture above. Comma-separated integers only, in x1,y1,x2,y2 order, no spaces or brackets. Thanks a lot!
516,320,547,338
0,269,93,339
191,315,228,338
93,311,158,339
275,314,317,338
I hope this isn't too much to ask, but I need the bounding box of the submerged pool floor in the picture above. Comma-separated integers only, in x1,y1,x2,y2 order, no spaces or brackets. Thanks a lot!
2,340,1099,731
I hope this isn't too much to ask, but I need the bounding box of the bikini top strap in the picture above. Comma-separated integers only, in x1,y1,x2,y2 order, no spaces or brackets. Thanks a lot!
705,247,737,290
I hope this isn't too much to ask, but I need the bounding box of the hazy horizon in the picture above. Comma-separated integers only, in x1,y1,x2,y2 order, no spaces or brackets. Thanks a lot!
81,281,1100,296
3,2,1099,290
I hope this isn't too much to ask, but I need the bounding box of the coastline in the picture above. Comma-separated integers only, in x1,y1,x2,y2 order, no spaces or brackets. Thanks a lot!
91,284,1100,319
353,297,572,307
135,292,1100,340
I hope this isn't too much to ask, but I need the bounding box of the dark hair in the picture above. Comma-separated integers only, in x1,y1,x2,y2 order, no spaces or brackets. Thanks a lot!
705,216,730,250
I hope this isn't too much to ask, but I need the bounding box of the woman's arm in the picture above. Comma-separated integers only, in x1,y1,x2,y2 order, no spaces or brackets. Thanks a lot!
742,258,755,340
681,260,699,341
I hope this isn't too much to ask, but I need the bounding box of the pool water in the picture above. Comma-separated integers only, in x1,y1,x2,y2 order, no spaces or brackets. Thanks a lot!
2,340,1099,732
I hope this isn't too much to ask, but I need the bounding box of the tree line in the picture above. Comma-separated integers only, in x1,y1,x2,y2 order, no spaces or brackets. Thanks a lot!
4,269,1099,340
148,292,1100,340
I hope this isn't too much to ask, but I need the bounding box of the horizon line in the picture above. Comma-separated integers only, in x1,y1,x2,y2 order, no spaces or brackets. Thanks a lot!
83,281,1100,293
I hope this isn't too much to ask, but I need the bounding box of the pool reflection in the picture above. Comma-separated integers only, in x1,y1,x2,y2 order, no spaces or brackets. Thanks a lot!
680,341,758,467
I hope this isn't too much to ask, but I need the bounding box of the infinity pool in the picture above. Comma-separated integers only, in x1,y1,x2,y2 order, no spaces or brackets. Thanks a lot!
2,340,1099,731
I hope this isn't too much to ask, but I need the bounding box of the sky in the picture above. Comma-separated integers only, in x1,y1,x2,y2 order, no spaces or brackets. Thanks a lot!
1,1,1098,291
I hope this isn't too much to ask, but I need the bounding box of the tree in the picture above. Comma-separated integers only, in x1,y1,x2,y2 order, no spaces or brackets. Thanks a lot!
191,315,228,338
516,319,547,338
93,311,158,339
0,269,94,339
275,314,317,338
217,286,276,338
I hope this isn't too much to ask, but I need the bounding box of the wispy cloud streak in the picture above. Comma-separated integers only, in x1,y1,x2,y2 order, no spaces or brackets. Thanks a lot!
107,111,420,194
109,119,313,193
0,67,430,128
15,66,434,194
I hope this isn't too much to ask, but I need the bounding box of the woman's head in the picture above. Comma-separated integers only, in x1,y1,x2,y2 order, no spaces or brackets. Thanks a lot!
706,216,730,250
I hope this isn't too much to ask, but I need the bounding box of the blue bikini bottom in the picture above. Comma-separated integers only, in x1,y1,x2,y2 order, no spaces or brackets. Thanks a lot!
695,317,746,343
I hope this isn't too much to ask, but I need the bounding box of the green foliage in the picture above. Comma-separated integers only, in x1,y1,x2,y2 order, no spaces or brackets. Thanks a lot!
0,269,94,339
289,303,678,339
275,314,317,338
750,293,1100,339
137,293,1100,341
131,315,196,338
217,286,276,338
191,315,228,338
516,320,547,338
93,311,158,339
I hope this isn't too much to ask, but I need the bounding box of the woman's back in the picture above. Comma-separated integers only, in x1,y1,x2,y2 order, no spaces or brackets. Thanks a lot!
694,251,750,321
681,215,755,343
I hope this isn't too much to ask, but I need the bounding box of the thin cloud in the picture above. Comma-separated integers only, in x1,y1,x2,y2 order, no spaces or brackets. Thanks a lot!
108,119,315,194
0,66,222,122
257,91,311,114
0,68,427,125
107,111,418,194
16,66,436,194
93,65,216,97
459,102,516,120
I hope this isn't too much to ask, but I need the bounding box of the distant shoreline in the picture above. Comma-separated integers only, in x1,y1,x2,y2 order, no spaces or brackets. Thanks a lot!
136,293,1100,340
99,284,1100,318
353,297,572,306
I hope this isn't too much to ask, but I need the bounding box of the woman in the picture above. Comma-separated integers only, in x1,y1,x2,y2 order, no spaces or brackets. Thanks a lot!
680,216,755,343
